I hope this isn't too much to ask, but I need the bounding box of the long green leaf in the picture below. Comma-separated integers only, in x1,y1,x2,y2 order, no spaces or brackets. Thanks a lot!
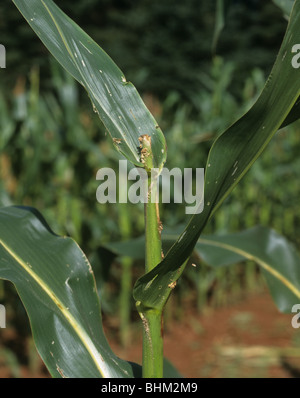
195,227,300,313
105,225,300,314
133,1,300,311
0,206,140,378
12,0,166,170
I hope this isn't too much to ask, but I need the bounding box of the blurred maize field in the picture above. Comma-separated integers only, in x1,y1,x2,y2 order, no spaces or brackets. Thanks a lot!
1,0,300,377
1,55,300,341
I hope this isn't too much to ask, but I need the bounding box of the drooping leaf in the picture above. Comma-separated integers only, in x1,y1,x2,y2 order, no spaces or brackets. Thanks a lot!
163,358,183,378
12,0,166,170
133,1,300,311
105,235,146,261
106,225,300,314
0,206,140,378
195,226,300,313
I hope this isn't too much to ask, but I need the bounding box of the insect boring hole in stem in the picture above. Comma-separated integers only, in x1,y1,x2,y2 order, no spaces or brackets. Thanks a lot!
138,134,154,173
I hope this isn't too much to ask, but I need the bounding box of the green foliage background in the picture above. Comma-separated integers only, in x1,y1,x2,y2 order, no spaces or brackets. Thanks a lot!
1,0,287,98
0,0,299,372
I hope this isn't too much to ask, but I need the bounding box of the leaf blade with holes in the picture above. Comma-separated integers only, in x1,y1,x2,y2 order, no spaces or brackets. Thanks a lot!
12,0,166,170
133,0,300,312
0,206,140,378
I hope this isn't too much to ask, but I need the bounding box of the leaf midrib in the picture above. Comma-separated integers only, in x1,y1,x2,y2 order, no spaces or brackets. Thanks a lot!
39,0,140,165
198,237,300,299
163,231,300,299
0,238,108,377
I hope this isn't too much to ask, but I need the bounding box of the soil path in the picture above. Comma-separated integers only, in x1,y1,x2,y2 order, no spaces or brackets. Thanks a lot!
1,290,300,378
110,291,300,378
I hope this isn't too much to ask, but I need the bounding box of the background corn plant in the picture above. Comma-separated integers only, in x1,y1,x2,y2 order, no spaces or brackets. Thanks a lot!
0,0,299,378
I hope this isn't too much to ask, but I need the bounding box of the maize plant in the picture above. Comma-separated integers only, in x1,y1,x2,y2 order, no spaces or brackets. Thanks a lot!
0,0,299,378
